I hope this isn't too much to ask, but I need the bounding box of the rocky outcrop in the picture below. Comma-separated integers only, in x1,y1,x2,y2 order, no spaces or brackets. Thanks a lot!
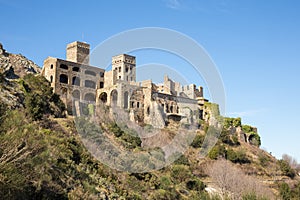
0,43,41,79
0,43,41,108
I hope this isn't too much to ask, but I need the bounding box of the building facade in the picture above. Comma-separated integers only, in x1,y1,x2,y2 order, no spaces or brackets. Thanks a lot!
42,41,208,128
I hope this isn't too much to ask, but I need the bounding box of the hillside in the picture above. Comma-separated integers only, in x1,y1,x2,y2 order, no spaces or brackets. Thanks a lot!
0,43,300,199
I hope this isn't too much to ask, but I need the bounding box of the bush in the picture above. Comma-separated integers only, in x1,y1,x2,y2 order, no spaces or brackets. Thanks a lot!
226,148,250,164
258,153,269,167
159,176,172,190
186,179,205,191
279,182,291,200
242,125,253,133
208,145,226,160
278,159,296,178
248,132,261,147
170,165,192,183
174,154,190,166
22,74,65,120
191,134,204,148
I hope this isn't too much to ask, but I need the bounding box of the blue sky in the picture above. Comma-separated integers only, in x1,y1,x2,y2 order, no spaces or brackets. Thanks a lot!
1,0,300,161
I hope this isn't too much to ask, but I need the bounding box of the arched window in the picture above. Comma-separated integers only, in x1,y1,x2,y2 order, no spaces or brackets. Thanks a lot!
99,92,107,103
85,80,96,89
170,105,173,113
111,90,118,106
72,90,80,99
84,93,95,102
60,64,68,70
72,77,80,86
59,74,68,84
85,70,96,76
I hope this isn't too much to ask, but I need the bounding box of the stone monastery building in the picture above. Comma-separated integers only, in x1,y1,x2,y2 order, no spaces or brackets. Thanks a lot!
42,41,208,128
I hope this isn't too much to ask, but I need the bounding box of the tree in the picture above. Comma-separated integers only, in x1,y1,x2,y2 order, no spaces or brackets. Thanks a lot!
206,159,273,199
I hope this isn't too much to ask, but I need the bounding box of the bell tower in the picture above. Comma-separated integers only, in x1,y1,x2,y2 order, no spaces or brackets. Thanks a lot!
112,54,136,84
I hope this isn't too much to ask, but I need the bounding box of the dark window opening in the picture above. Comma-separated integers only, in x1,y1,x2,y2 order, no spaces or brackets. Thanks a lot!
85,70,96,76
100,72,104,77
72,77,80,86
73,67,80,72
50,75,53,83
137,102,140,108
60,64,68,70
99,92,107,103
85,80,96,89
119,76,121,79
147,107,150,115
100,81,104,88
59,74,68,84
50,64,53,69
131,102,134,108
119,67,121,72
125,67,129,72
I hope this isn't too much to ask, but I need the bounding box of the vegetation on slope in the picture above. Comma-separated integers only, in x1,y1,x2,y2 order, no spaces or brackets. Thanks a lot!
0,65,300,199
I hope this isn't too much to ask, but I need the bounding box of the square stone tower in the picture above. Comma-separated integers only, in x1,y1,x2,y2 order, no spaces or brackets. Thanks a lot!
112,54,136,84
66,41,90,65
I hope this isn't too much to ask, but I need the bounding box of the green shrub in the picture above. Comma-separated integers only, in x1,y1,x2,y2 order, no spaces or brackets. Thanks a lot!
174,154,190,166
159,176,172,190
226,148,250,164
242,125,253,133
22,74,65,120
248,132,261,147
279,182,291,200
170,164,192,183
278,159,296,178
149,189,179,200
186,179,205,191
191,134,204,148
258,153,269,167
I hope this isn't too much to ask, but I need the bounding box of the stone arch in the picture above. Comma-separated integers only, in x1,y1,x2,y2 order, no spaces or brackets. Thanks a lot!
59,74,68,84
72,76,80,86
124,91,129,109
61,87,68,97
110,89,118,106
99,92,107,103
84,93,95,102
72,90,80,100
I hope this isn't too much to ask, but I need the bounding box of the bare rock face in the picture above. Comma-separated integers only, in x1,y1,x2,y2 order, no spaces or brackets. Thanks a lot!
0,43,41,108
0,43,41,79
